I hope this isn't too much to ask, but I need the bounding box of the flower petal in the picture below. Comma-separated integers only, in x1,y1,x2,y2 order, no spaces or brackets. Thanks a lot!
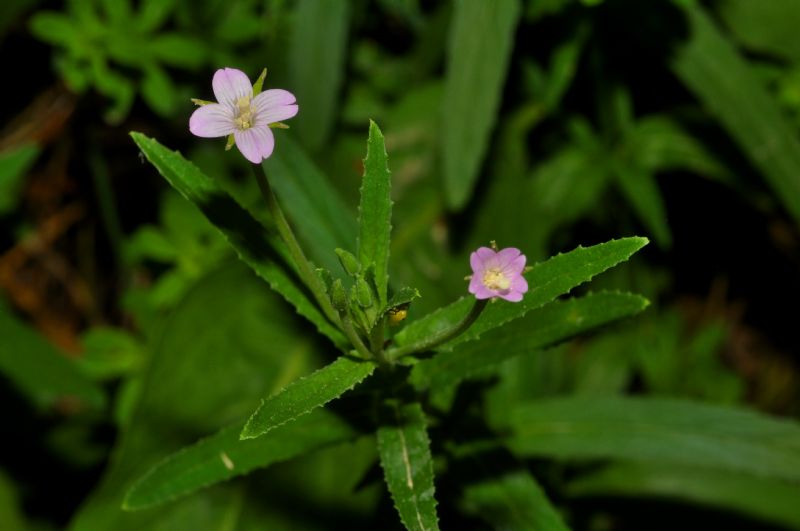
510,275,528,294
470,251,486,275
234,126,275,164
503,254,527,275
253,89,299,124
468,274,484,294
471,283,496,300
498,290,524,302
189,103,235,138
212,68,253,107
496,247,522,268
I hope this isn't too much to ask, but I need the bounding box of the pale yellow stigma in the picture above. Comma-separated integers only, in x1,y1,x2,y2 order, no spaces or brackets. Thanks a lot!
234,95,254,130
483,268,510,291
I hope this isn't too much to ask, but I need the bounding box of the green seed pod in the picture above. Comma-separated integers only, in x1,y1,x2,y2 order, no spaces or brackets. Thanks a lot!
335,248,360,276
355,276,373,308
331,279,348,312
316,268,334,293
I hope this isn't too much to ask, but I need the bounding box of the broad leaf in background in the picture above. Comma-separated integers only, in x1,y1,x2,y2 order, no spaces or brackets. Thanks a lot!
124,410,356,510
717,0,800,63
442,0,521,209
672,4,800,223
566,462,800,530
266,135,357,274
0,302,105,410
394,237,648,353
377,401,440,531
507,397,800,482
0,144,40,215
131,132,347,348
240,356,376,440
461,470,570,531
357,121,393,305
69,264,319,530
410,292,649,390
289,0,349,151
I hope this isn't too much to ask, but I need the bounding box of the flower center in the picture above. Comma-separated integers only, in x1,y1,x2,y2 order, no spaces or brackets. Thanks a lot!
483,268,510,291
234,95,254,130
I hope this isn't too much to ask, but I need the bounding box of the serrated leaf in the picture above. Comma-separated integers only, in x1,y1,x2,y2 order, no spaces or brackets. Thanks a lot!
393,237,648,354
442,0,521,209
0,303,105,410
130,132,347,349
410,292,648,390
672,4,800,223
357,121,393,305
507,397,800,482
566,463,800,529
382,287,421,317
377,401,440,531
240,356,376,440
461,470,570,531
123,409,356,510
289,0,349,151
265,136,357,273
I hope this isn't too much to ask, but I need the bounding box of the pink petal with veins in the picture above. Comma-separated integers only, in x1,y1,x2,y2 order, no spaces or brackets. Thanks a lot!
189,103,235,138
234,126,275,164
212,68,253,107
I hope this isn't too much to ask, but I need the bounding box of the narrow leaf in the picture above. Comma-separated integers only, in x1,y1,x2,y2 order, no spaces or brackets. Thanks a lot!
394,237,648,353
508,397,800,482
672,4,800,223
123,410,356,510
611,164,671,248
567,463,800,529
0,303,105,409
130,132,347,348
357,121,393,305
462,470,570,531
240,356,376,440
377,401,440,531
442,0,521,208
410,292,648,390
289,0,349,151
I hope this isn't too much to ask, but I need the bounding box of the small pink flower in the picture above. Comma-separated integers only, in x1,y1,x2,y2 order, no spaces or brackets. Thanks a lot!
468,247,528,302
189,68,298,164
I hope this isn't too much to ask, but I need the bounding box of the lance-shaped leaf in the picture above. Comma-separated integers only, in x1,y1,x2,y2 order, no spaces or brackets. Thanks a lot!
393,237,648,353
377,401,440,531
240,356,376,440
123,410,356,510
131,132,347,348
461,470,570,531
671,4,800,223
507,397,800,482
410,292,648,390
442,0,521,209
357,121,393,305
566,463,800,529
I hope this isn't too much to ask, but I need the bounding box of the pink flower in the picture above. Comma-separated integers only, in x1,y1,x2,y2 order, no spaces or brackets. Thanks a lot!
189,68,298,164
468,247,528,302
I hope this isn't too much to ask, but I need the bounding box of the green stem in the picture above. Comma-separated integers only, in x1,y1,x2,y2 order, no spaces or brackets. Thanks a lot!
339,312,374,361
253,166,341,328
387,299,488,361
369,318,388,365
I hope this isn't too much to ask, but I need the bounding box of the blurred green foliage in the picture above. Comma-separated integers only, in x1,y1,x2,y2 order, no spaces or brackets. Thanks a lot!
1,0,800,529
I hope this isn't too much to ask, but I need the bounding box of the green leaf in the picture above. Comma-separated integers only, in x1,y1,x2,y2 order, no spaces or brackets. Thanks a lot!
147,33,207,70
357,121,393,305
0,302,105,410
289,0,350,151
461,470,570,531
240,356,376,440
718,0,800,63
123,409,356,510
507,397,800,482
69,264,320,530
140,65,177,116
611,164,671,248
130,132,347,348
672,4,800,223
410,292,648,390
29,11,78,47
382,287,421,320
566,463,800,529
442,0,521,209
393,237,648,353
265,136,357,274
377,401,440,531
0,144,39,215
